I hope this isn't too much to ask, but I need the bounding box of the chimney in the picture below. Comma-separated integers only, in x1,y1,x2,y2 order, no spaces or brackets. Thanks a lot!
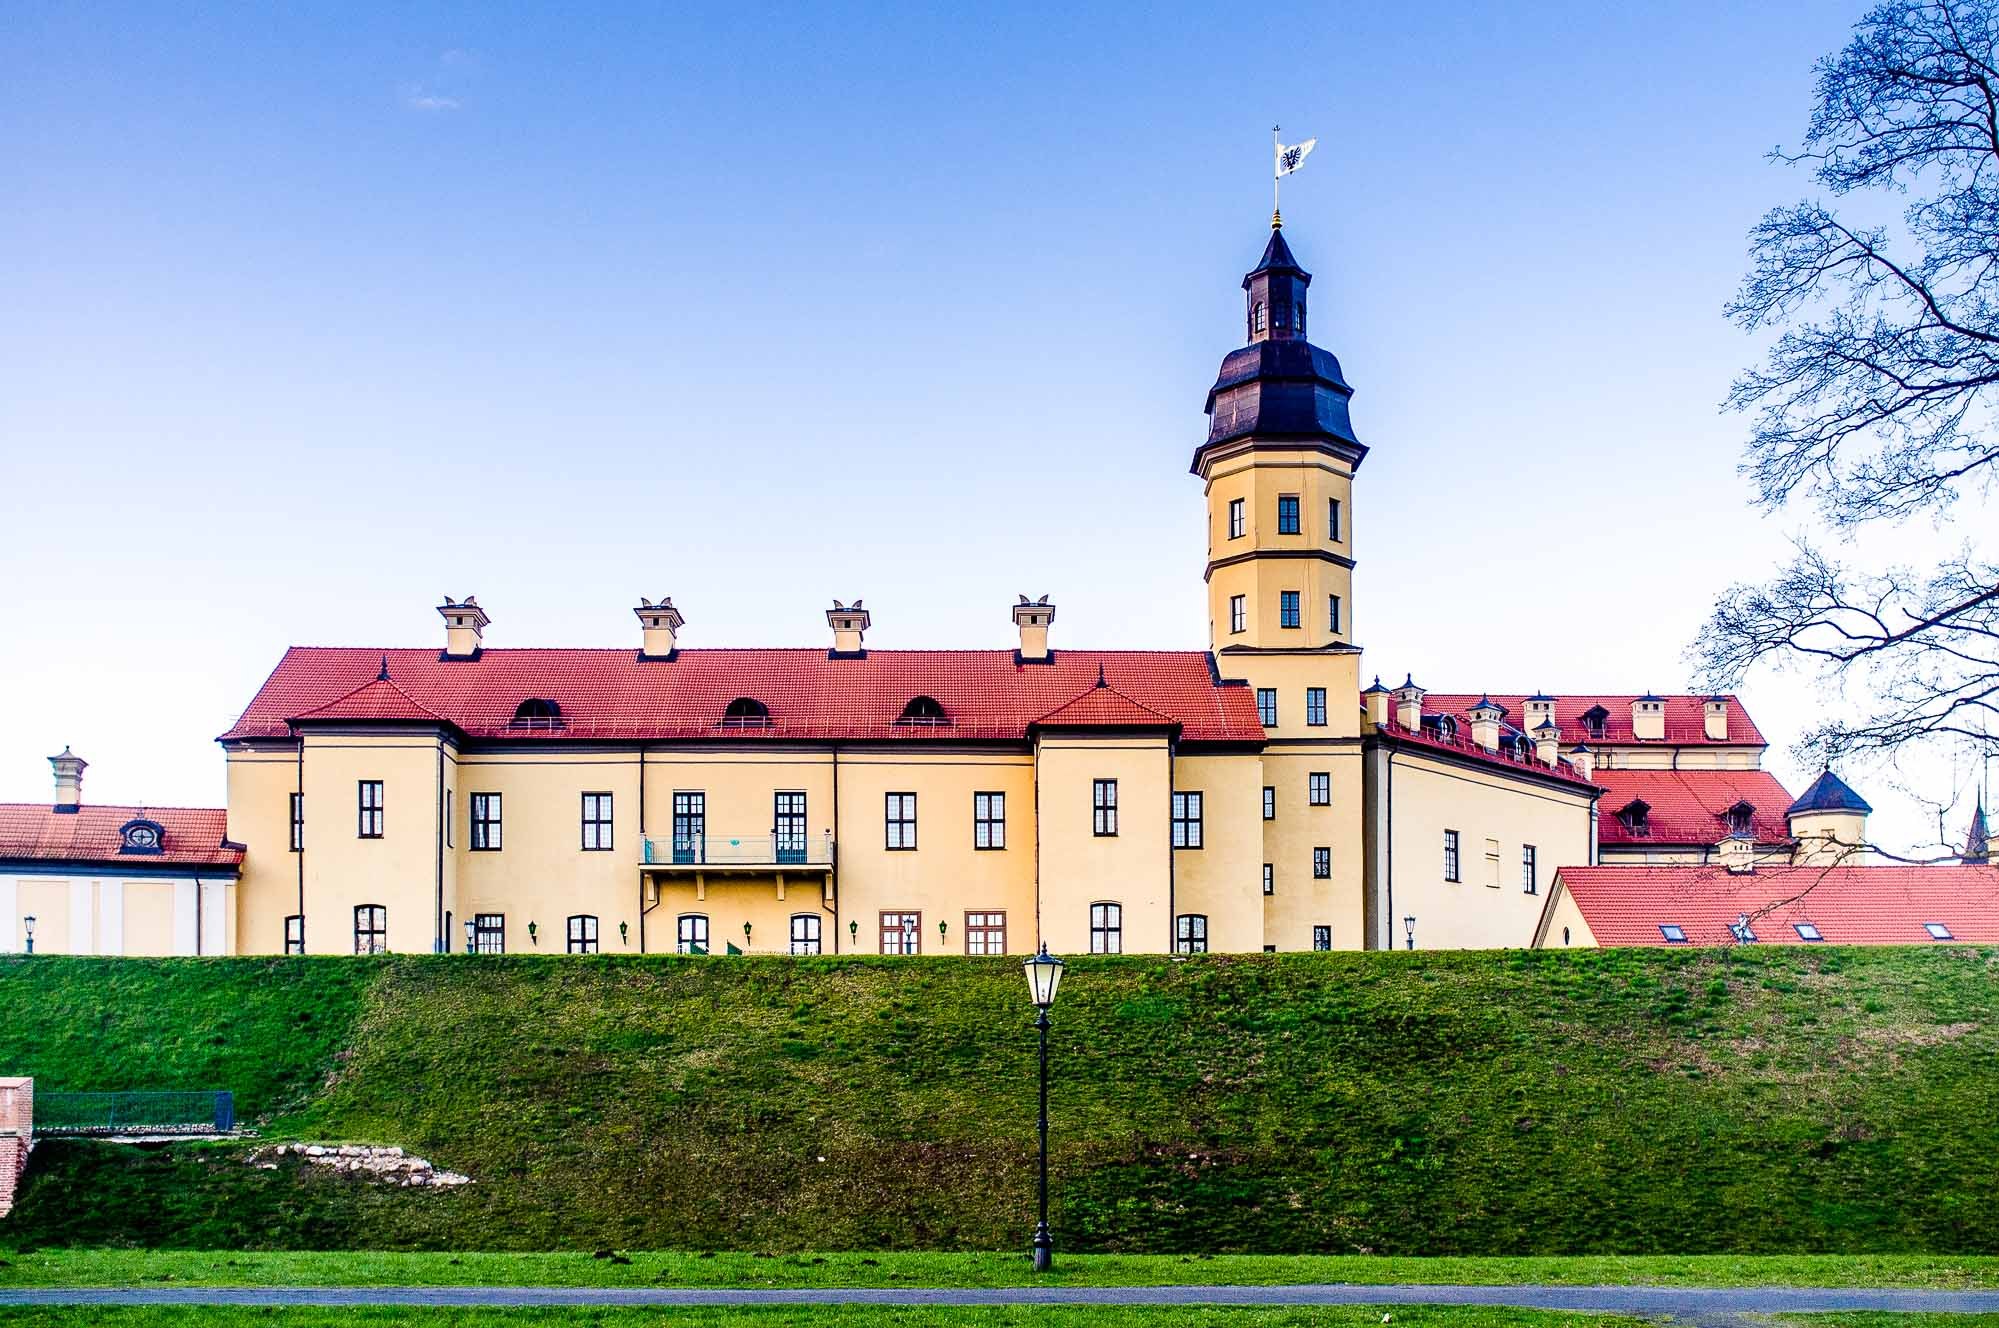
827,600,870,657
48,747,86,813
1012,595,1055,662
1523,692,1556,734
635,597,684,659
1631,694,1665,741
1361,676,1392,729
1467,697,1504,752
1704,696,1730,741
1391,676,1425,732
438,596,489,658
1532,720,1560,767
1570,743,1595,782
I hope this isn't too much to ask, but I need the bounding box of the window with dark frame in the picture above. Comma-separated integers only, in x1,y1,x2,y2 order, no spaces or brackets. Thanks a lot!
284,914,304,955
1280,591,1301,628
774,791,807,862
1171,790,1203,848
353,904,387,955
1312,846,1331,878
1793,921,1824,942
1089,901,1122,954
357,780,383,838
581,792,613,851
567,914,599,953
445,789,452,848
677,913,708,954
1229,595,1246,634
1328,594,1341,634
1175,913,1208,954
1277,494,1300,534
973,791,1006,850
1730,919,1758,943
1308,772,1330,805
289,793,303,852
1093,779,1118,836
1328,497,1341,542
1659,924,1688,943
1257,688,1277,727
1925,921,1953,940
1444,829,1460,881
1306,688,1327,726
879,910,921,955
1312,925,1331,951
790,913,822,954
1263,863,1274,896
964,910,1006,955
473,912,505,954
1263,786,1276,820
471,793,502,851
1228,497,1245,539
885,793,918,850
1522,844,1538,893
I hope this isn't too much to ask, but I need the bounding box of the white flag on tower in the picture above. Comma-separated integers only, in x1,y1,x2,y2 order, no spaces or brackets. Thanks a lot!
1275,136,1317,178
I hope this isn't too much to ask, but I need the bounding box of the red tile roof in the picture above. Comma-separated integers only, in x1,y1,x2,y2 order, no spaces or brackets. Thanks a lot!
1372,717,1600,792
1421,694,1764,746
223,648,1266,746
1595,768,1797,846
1554,864,1999,945
292,675,452,726
1033,680,1180,730
0,804,242,870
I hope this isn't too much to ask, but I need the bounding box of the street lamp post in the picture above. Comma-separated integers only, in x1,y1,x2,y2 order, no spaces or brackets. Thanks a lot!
22,916,35,956
464,918,476,955
1022,944,1065,1272
1403,915,1416,950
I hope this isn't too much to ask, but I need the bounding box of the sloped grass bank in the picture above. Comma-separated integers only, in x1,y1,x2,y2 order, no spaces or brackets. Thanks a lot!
1,947,1995,1253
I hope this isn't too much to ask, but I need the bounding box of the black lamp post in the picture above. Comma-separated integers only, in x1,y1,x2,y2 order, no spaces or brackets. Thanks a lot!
1022,944,1065,1272
22,915,35,956
1403,915,1416,950
463,918,476,955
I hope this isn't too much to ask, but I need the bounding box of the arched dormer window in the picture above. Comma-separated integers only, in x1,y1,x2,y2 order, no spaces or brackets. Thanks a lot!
1433,715,1458,741
1725,801,1756,838
1581,705,1610,740
118,818,165,855
896,696,949,727
510,698,564,731
720,697,772,729
1617,799,1651,837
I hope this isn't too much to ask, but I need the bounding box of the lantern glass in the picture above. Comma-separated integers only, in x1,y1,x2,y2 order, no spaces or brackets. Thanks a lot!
1022,946,1065,1008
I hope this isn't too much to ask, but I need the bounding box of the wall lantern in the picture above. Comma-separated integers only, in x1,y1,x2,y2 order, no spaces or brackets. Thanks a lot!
938,919,949,943
619,920,630,947
22,915,35,956
464,918,476,955
1403,915,1416,951
528,921,539,946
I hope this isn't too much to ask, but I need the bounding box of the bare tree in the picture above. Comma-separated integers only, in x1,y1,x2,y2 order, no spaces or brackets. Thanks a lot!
1696,0,1999,801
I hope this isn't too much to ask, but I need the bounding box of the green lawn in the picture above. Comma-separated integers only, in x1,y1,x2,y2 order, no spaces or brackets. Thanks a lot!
3,1252,1999,1290
4,947,1998,1252
0,1310,1668,1327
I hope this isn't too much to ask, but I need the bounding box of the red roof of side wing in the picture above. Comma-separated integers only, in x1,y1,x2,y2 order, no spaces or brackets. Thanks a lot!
1595,769,1797,846
1422,694,1765,745
1555,864,1999,945
222,647,1265,746
0,804,242,870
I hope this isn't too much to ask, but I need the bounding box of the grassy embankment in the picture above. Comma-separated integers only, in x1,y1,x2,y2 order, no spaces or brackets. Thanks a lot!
1,947,1995,1253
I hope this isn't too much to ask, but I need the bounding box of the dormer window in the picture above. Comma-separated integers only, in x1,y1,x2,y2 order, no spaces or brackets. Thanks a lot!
896,696,950,727
720,697,772,729
118,818,165,855
510,698,564,731
1617,799,1651,837
1432,715,1458,741
1581,705,1609,740
1725,801,1756,837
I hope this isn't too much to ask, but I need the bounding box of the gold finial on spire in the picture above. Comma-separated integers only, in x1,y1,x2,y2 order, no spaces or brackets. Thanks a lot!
1271,207,1283,230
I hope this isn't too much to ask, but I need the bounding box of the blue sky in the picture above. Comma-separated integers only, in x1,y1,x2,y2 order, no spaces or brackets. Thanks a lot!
3,1,1979,849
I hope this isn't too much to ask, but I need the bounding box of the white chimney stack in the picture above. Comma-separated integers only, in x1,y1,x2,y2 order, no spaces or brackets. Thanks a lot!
1632,694,1665,741
49,747,86,813
827,600,870,656
1362,676,1392,729
438,596,489,658
1704,696,1730,742
635,597,684,659
1467,697,1504,752
1532,721,1560,767
1391,676,1425,733
1012,595,1055,662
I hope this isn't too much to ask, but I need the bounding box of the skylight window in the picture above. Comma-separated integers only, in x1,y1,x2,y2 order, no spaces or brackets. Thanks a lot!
1793,922,1823,942
1924,922,1954,940
1658,924,1687,944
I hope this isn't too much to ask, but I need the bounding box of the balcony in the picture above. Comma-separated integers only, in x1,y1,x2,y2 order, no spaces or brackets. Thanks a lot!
640,833,835,872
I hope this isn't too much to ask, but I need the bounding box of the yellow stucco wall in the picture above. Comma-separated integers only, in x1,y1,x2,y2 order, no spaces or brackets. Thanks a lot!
1533,880,1599,948
1035,733,1172,954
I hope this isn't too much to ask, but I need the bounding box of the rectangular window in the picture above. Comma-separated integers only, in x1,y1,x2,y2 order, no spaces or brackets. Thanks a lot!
284,914,304,955
885,793,918,850
1277,494,1300,534
567,914,599,953
1089,901,1122,954
1793,921,1824,942
1308,772,1330,805
1171,791,1203,848
1312,924,1331,951
353,904,387,955
581,792,613,851
1256,688,1277,727
471,793,502,851
1263,863,1274,896
1522,844,1538,894
1306,688,1327,726
879,910,921,955
1312,846,1331,878
774,792,807,863
473,913,505,955
1730,919,1758,944
445,789,452,848
790,913,822,955
357,780,383,839
974,792,1006,850
1443,829,1460,882
677,913,708,955
1659,924,1688,944
289,793,303,852
1175,914,1208,954
1280,591,1301,628
1263,786,1275,820
1092,779,1118,836
1925,921,1954,940
1485,837,1502,888
1328,594,1341,634
1227,497,1245,539
1328,497,1341,542
965,910,1007,956
1229,594,1246,634
672,791,706,863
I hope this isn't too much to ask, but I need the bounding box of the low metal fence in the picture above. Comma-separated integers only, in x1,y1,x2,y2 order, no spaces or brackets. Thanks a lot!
33,1090,235,1135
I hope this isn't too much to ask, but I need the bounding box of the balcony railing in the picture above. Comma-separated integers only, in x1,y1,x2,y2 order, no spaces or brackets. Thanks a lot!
641,833,835,868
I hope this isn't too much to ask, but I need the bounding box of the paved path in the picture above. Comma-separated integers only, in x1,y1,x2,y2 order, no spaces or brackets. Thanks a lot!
3,1284,1999,1312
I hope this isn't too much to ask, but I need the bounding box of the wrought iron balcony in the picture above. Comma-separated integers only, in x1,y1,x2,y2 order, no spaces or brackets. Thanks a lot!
640,833,835,870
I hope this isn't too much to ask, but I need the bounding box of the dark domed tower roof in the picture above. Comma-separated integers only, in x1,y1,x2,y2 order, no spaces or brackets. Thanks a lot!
1787,768,1873,817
